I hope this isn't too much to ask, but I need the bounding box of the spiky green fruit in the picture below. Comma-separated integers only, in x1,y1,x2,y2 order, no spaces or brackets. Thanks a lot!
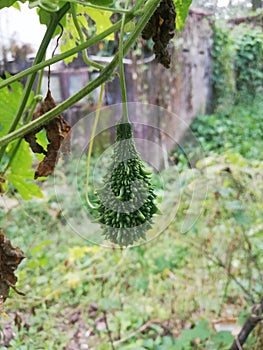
97,121,158,246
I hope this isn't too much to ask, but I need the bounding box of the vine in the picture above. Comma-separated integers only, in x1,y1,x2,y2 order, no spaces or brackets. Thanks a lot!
235,28,263,98
211,24,263,109
211,25,235,109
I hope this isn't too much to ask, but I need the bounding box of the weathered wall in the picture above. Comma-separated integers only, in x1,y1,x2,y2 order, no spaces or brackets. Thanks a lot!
138,10,213,133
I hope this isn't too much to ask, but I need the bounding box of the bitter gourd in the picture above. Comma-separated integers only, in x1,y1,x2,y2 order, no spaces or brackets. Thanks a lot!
97,121,158,247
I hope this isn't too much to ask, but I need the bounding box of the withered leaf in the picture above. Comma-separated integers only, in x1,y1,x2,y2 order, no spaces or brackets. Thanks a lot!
0,176,5,194
24,89,71,179
142,0,176,68
0,230,25,304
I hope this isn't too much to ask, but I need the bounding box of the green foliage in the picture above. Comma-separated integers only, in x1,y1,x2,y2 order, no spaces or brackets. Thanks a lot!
210,331,235,349
0,76,43,199
1,150,262,348
169,321,233,350
189,152,263,299
211,25,235,108
235,29,263,97
7,140,44,200
0,0,19,9
0,77,25,139
190,96,263,160
60,4,114,64
211,24,263,107
85,7,114,40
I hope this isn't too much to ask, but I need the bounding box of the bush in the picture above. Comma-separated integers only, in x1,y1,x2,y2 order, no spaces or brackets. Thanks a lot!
190,96,263,160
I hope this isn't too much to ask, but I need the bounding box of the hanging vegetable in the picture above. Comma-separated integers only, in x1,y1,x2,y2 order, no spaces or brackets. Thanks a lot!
0,230,25,309
96,121,158,247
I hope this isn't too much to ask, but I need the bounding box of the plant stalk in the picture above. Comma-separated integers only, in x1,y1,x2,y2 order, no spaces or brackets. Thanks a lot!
119,6,129,123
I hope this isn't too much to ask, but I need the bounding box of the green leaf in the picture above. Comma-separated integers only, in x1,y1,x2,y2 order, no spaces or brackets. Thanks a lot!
7,173,43,200
12,1,22,10
175,321,210,348
60,23,79,64
224,200,243,211
35,130,48,156
0,78,23,137
0,75,39,196
174,0,192,30
8,140,32,175
30,240,53,255
37,7,51,26
7,140,44,200
85,8,114,40
0,0,17,9
0,74,35,137
212,331,234,347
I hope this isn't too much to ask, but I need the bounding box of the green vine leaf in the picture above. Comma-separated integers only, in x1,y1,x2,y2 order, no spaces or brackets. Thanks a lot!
0,75,34,137
85,8,114,40
0,80,23,138
7,173,43,199
36,7,67,37
174,0,192,30
7,140,44,200
0,0,18,9
0,76,43,199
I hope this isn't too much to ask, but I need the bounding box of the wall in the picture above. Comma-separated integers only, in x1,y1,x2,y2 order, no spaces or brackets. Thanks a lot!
142,10,213,132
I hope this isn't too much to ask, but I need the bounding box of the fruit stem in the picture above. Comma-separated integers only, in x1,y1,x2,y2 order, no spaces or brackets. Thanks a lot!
119,4,130,123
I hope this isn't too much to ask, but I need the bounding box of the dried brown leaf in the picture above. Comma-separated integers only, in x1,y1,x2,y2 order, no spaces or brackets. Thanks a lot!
0,230,25,305
24,89,71,179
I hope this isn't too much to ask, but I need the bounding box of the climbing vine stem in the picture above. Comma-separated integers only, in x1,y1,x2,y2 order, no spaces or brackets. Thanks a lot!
119,3,130,123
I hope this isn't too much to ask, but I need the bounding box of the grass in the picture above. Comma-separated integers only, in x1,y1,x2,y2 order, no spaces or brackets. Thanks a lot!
1,149,263,349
